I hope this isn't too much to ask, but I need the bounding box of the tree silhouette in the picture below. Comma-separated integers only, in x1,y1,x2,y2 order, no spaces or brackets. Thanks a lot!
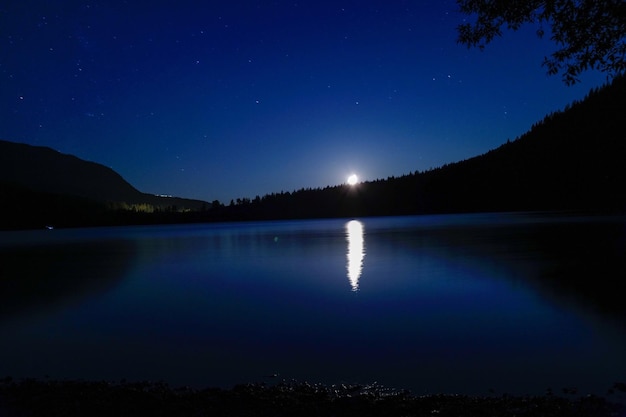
457,0,626,84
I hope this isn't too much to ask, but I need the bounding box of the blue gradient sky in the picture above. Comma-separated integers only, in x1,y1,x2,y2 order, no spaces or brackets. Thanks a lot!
1,1,608,203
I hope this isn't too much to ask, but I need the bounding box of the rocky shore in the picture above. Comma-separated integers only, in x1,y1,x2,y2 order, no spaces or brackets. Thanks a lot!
1,378,625,417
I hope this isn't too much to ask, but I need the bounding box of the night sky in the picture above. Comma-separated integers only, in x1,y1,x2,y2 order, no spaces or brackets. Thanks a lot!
1,1,608,204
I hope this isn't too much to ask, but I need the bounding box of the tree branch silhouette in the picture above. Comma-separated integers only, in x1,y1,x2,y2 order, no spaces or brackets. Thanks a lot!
457,0,626,85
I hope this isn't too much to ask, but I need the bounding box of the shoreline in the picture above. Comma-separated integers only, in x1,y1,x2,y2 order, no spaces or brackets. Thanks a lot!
1,378,625,417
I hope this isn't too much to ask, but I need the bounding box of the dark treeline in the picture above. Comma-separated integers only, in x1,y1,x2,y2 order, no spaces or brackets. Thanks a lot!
211,74,626,220
0,181,210,230
2,75,625,230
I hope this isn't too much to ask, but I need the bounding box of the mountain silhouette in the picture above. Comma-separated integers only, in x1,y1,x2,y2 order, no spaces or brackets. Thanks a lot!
0,140,146,203
0,140,209,229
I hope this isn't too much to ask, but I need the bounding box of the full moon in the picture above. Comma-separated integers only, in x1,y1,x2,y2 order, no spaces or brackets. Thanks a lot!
347,174,358,185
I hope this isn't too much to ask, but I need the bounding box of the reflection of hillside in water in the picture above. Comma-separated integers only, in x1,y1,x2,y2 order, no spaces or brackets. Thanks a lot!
526,220,626,322
0,240,135,319
372,217,626,323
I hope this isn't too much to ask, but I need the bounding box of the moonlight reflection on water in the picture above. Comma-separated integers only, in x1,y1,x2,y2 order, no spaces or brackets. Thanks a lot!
346,220,365,291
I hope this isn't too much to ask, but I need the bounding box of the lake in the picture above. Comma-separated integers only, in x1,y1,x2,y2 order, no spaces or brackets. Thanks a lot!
1,212,625,397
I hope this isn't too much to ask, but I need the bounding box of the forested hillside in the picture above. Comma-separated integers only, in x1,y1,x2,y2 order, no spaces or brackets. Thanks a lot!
0,140,209,229
213,75,625,220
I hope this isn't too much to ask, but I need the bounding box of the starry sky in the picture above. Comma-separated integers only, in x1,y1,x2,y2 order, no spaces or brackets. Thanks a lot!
1,1,608,204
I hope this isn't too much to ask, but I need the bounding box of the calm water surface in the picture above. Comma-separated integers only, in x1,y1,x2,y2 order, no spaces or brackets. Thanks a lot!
1,213,625,396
